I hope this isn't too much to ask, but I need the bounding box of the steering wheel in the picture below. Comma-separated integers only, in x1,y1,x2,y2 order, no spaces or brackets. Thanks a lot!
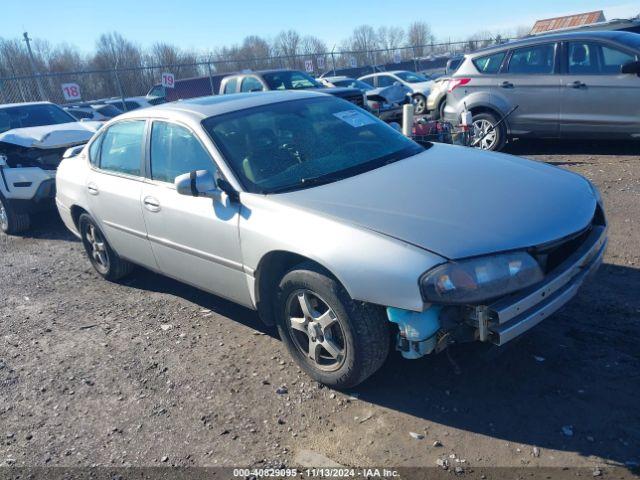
279,143,305,163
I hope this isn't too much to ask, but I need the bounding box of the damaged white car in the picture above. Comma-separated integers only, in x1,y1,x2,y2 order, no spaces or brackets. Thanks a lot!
55,92,607,388
0,102,100,234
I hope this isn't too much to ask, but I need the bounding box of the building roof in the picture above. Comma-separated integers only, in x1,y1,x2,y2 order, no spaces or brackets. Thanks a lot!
530,10,606,35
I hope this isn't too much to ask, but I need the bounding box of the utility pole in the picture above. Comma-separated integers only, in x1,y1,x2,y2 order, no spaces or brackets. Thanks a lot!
23,32,47,101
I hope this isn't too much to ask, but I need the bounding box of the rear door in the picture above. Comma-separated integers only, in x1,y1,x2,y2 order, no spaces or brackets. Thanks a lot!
560,40,640,137
496,42,561,137
85,120,158,269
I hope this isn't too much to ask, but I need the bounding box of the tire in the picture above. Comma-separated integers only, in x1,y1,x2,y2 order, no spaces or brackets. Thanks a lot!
0,193,30,235
275,262,390,389
412,94,427,115
472,111,506,151
78,213,134,281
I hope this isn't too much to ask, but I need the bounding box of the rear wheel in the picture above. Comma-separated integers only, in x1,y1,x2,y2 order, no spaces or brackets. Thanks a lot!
412,94,427,115
275,262,390,388
472,112,506,151
0,194,30,235
79,213,133,281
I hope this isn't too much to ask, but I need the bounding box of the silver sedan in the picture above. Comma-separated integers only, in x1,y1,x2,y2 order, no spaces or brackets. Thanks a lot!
55,91,607,388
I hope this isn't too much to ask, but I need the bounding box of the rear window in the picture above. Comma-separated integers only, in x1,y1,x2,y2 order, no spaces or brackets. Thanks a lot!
472,51,506,74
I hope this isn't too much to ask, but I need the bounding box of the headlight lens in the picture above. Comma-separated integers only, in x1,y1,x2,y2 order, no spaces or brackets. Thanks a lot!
420,251,544,304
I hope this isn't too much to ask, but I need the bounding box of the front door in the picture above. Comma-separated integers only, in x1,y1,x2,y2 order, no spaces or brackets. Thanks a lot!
140,120,252,307
560,40,640,138
85,120,158,270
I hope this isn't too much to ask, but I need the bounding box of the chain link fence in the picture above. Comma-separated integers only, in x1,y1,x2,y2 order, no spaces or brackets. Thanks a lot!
0,37,512,108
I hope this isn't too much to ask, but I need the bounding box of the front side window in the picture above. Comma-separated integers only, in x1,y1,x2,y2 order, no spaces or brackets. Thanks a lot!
202,96,424,194
262,71,320,90
473,51,506,74
99,121,145,176
333,79,372,91
223,78,238,94
565,42,636,74
241,76,264,92
150,121,215,183
507,44,555,74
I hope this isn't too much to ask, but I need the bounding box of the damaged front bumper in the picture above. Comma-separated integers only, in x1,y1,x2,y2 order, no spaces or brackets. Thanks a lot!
483,225,607,345
389,224,607,358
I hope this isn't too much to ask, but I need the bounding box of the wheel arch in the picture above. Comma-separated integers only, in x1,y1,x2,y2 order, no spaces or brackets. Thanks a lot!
70,204,90,231
468,104,511,135
253,250,347,326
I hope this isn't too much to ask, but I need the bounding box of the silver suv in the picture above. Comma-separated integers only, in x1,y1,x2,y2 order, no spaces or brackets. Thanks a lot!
444,31,640,150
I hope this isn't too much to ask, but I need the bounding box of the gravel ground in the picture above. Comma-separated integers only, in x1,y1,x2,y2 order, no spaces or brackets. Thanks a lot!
1,139,639,475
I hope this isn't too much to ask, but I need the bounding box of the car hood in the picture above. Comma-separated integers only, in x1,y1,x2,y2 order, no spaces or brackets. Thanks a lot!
318,87,362,98
0,121,101,149
274,144,597,259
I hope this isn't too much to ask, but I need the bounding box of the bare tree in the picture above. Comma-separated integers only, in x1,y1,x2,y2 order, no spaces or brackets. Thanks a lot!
273,30,302,68
377,26,404,62
407,21,433,57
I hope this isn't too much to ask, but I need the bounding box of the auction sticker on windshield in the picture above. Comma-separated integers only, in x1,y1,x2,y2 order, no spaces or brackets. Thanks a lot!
333,110,376,128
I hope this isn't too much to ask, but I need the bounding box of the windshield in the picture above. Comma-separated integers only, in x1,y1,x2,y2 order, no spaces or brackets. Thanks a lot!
202,96,424,194
262,71,321,90
0,104,77,134
395,71,430,83
333,79,373,91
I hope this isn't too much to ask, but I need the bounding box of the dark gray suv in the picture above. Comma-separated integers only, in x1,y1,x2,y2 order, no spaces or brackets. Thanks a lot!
444,31,640,150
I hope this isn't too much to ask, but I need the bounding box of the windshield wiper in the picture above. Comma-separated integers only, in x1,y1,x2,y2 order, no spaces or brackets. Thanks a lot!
265,172,346,194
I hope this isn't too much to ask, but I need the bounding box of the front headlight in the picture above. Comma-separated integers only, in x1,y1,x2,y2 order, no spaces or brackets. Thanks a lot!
420,251,544,305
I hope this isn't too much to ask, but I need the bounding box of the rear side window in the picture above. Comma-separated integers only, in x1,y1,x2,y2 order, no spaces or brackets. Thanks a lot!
150,121,214,183
376,75,395,87
223,78,238,94
473,51,506,74
99,121,145,176
359,76,374,87
507,44,555,74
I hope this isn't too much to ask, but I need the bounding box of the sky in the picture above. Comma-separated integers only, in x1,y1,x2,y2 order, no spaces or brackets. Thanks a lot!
3,0,639,53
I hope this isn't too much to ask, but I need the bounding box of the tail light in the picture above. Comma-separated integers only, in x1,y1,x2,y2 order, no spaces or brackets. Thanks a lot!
448,78,471,92
369,101,381,110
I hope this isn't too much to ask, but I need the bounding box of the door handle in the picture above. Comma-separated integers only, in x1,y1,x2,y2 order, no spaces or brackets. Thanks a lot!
500,81,514,88
143,196,161,212
87,183,99,195
567,80,586,88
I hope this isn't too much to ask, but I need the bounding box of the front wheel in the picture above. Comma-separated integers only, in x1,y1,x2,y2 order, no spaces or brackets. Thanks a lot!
79,213,133,281
0,193,30,235
275,262,390,389
472,112,506,151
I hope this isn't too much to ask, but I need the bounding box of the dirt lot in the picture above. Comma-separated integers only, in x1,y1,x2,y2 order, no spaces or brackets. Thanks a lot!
1,140,639,476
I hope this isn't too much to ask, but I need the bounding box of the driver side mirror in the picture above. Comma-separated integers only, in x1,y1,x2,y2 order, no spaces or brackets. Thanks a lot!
175,170,221,200
175,170,239,202
621,60,640,75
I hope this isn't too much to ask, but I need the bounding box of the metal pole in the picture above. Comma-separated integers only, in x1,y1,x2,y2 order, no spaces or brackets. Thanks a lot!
207,59,215,95
23,32,47,101
402,104,414,138
330,46,337,75
113,65,127,112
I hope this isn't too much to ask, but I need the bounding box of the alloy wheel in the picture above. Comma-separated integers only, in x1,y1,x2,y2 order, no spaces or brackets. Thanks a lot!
85,223,109,273
472,119,498,150
413,96,426,114
286,289,346,371
0,198,8,231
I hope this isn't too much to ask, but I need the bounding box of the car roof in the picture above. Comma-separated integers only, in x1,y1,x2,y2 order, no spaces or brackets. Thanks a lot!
0,101,55,110
113,91,329,122
468,30,638,56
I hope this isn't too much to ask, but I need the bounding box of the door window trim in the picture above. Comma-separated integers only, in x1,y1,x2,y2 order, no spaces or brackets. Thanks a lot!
89,119,148,181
